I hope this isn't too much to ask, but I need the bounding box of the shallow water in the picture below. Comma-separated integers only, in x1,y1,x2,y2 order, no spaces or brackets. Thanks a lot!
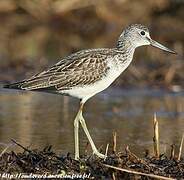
0,87,183,157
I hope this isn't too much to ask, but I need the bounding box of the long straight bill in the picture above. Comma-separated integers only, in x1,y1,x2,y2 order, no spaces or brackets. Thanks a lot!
150,39,176,54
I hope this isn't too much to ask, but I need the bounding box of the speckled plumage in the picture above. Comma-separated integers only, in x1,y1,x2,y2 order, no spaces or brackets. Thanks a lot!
21,49,118,89
4,24,162,102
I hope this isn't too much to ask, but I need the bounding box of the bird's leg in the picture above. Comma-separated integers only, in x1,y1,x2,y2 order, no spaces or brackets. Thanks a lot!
79,103,106,159
74,107,81,160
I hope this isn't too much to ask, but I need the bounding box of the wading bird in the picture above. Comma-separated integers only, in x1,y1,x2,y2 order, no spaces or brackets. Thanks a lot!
4,24,176,160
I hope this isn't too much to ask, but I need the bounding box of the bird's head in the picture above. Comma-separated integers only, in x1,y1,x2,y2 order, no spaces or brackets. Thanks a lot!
117,24,176,54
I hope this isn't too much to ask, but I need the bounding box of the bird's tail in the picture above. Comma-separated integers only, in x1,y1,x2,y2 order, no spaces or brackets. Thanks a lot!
4,80,58,94
3,81,25,90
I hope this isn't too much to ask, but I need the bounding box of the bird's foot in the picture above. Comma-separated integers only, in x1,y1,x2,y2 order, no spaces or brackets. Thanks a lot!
74,155,79,160
93,150,107,159
74,151,106,160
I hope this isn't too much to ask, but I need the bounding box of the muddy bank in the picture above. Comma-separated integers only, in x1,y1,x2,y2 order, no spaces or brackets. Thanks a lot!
0,140,183,179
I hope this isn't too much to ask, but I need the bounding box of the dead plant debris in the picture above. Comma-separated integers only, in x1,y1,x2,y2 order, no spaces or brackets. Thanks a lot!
0,139,183,179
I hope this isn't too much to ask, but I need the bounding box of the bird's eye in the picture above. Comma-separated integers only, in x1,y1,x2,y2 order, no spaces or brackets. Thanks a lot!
140,31,145,36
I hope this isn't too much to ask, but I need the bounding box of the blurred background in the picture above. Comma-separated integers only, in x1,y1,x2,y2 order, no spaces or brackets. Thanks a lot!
0,0,183,156
0,0,183,87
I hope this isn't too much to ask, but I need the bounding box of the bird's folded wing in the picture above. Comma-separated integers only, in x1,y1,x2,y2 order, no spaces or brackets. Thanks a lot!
12,50,110,91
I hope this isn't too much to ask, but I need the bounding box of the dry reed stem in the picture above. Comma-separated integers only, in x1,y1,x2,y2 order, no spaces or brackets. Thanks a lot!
112,172,116,180
153,113,160,157
113,131,117,153
103,164,175,180
112,132,116,180
105,143,109,160
170,144,175,160
178,133,184,161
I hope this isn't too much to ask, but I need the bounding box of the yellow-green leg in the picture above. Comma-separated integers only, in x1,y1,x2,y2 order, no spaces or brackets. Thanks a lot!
79,114,106,158
74,112,80,160
74,102,106,160
79,102,106,159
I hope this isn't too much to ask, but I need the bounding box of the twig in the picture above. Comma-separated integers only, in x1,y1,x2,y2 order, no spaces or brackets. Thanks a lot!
113,131,117,153
0,144,14,157
153,113,160,157
103,164,175,180
178,133,184,161
84,142,89,155
125,145,140,161
11,139,31,153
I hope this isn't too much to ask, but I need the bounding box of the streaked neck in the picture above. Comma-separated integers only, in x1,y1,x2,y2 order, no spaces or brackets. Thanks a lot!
115,38,135,65
116,37,136,52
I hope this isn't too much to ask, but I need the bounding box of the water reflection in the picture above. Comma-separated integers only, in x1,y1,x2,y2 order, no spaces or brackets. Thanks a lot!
0,88,183,156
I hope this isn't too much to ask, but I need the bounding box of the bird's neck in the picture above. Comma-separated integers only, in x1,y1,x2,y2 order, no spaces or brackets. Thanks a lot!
115,38,135,65
116,38,136,52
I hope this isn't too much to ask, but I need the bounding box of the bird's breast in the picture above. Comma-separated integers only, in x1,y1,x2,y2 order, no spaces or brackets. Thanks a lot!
59,54,133,102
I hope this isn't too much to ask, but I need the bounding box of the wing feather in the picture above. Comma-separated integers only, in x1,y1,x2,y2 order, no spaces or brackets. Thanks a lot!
12,49,113,91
